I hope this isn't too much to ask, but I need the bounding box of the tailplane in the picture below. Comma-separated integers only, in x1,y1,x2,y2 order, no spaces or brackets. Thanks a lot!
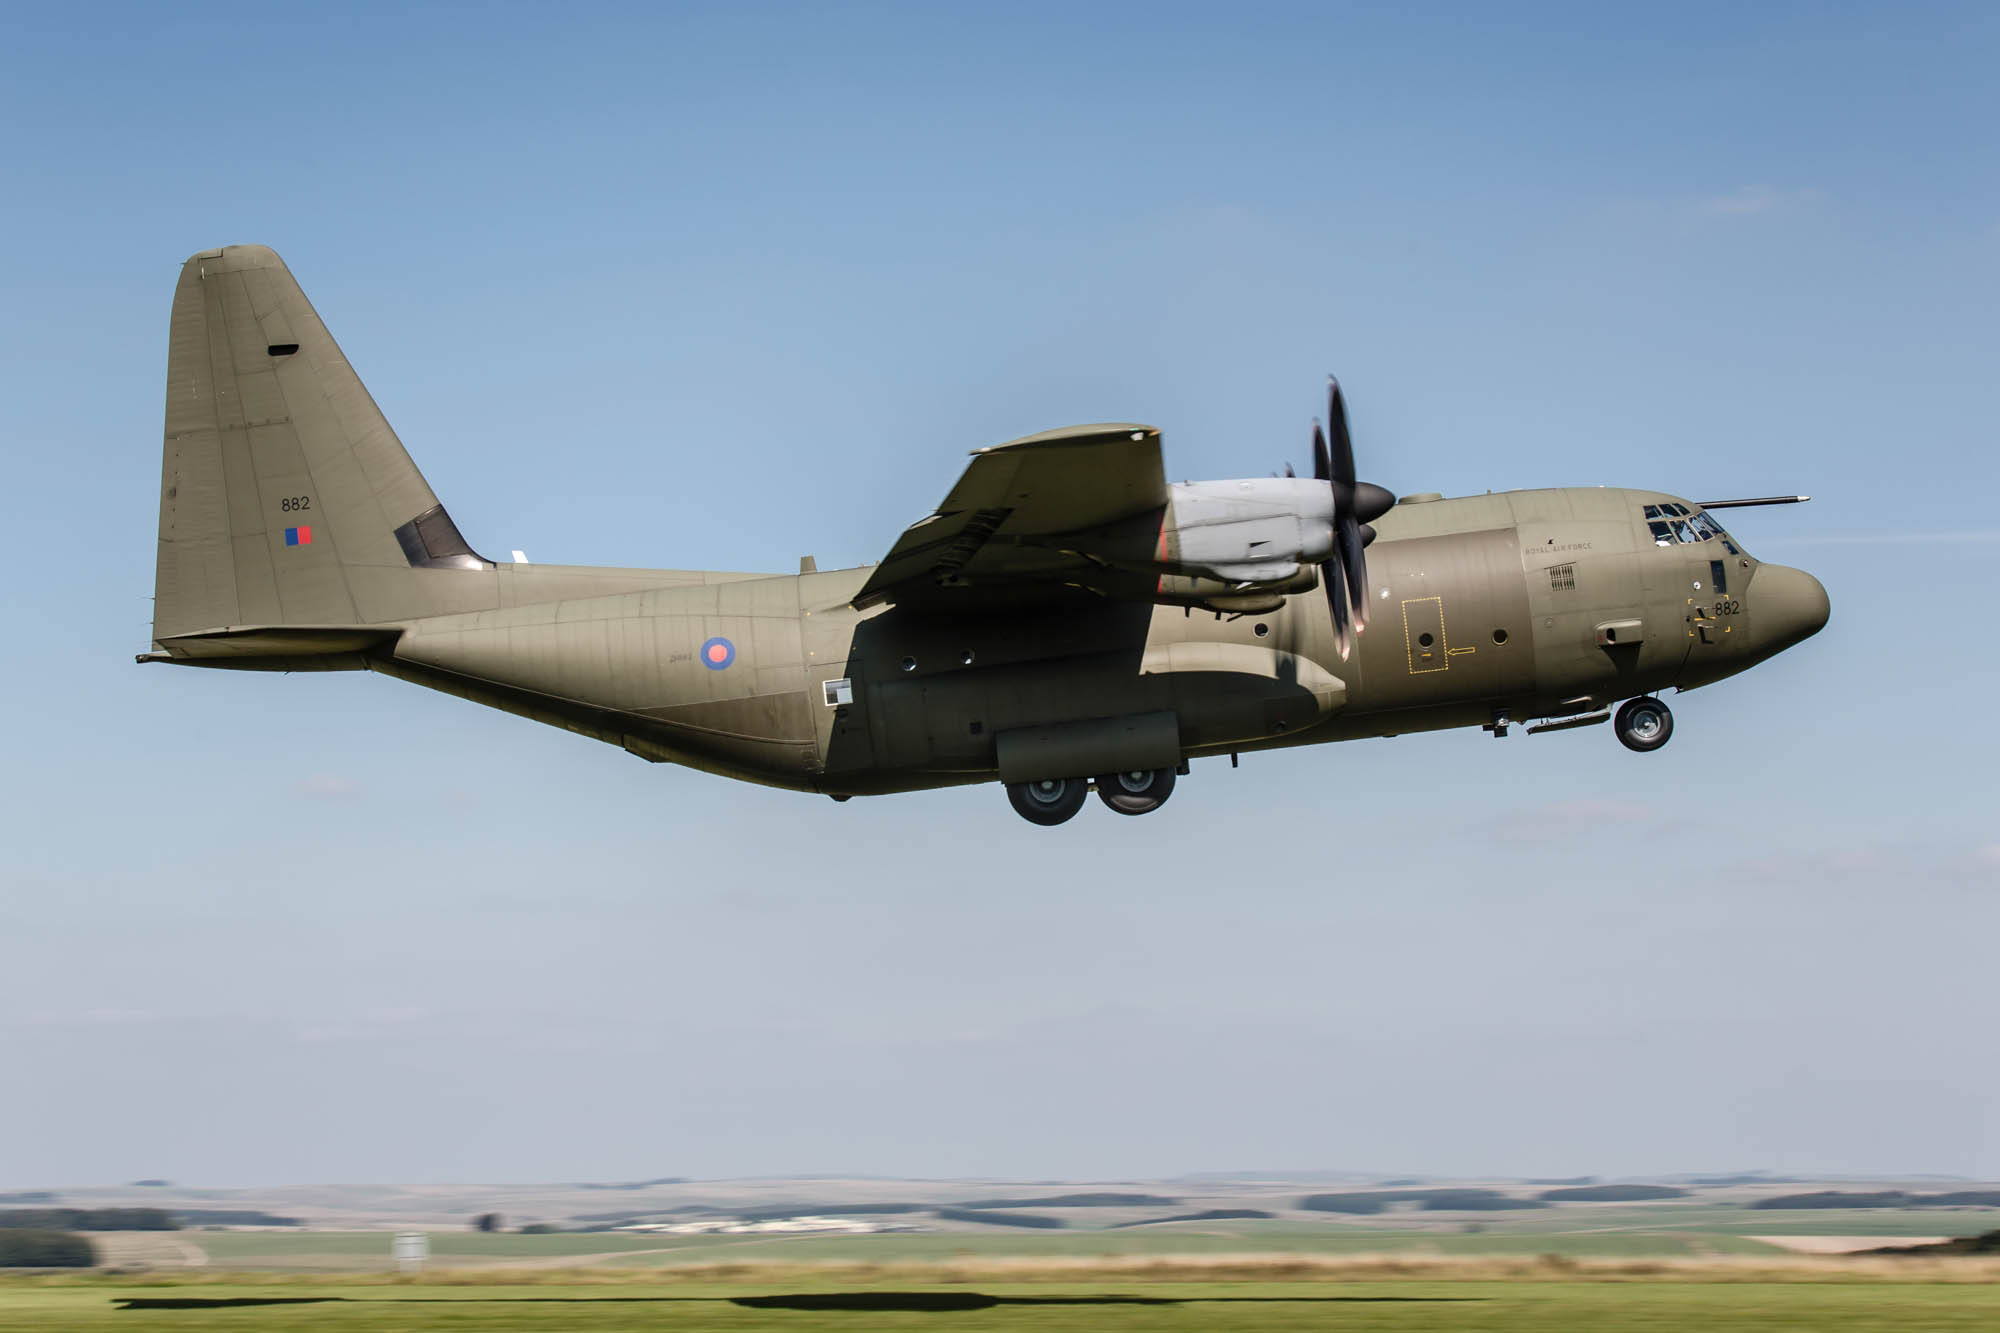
150,245,490,656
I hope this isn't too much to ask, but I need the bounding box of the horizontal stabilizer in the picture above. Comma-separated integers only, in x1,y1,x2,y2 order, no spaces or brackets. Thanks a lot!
140,625,398,667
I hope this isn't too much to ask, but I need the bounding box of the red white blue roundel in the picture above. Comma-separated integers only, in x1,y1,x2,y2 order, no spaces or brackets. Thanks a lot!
699,636,736,670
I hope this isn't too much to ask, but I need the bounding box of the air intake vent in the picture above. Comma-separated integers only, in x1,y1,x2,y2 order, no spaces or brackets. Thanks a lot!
267,343,299,357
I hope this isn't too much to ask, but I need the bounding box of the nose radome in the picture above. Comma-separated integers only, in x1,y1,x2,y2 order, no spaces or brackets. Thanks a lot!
1755,563,1830,650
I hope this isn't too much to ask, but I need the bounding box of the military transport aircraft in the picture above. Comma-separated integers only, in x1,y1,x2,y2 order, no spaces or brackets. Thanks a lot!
144,247,1829,824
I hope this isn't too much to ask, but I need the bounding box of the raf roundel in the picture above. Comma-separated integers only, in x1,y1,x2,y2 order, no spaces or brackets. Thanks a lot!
699,636,736,671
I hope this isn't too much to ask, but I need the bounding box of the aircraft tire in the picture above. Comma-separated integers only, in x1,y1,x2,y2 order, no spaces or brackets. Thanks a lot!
1614,696,1674,753
1094,767,1176,816
1006,777,1089,825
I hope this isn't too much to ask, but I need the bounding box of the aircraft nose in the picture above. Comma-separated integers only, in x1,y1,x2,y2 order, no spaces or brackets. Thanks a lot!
1754,563,1830,651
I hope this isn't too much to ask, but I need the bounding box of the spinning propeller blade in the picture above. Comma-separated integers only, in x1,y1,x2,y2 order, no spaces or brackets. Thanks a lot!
1311,418,1350,659
1310,378,1394,660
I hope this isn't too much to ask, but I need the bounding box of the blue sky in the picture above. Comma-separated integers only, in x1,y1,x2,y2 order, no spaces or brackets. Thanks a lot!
1,2,1995,1186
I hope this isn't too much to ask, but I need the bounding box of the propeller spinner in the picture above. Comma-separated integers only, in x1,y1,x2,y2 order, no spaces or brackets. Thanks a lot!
1310,378,1395,659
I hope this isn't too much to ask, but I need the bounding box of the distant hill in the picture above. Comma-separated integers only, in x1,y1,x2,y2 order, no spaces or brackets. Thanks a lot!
1300,1189,1545,1214
935,1209,1065,1229
1297,1193,1389,1214
1110,1210,1274,1228
1538,1185,1689,1202
171,1210,300,1227
1418,1190,1547,1212
1752,1190,2000,1210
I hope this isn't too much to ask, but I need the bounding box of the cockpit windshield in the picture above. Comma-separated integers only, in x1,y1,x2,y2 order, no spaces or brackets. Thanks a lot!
1643,502,1739,555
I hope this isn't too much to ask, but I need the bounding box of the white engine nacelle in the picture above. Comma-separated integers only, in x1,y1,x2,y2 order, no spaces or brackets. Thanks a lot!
1160,479,1336,586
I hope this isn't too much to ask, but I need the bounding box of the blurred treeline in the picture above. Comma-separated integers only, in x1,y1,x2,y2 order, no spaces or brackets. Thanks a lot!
0,1230,96,1266
1752,1191,2000,1209
0,1208,177,1230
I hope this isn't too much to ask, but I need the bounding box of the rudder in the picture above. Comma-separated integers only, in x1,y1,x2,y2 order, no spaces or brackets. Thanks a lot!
152,245,489,648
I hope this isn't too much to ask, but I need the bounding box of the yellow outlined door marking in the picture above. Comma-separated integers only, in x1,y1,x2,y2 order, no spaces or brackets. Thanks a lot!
1403,596,1449,674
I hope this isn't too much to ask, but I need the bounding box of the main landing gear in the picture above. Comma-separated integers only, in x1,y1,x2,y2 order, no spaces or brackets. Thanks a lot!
1005,768,1177,825
1095,767,1176,816
1614,696,1674,753
1006,776,1088,825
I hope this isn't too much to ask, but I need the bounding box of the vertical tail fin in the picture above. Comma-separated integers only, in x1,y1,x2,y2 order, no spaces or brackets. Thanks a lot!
152,245,490,648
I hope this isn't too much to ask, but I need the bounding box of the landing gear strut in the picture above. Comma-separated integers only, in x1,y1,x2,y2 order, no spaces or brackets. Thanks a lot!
1614,696,1674,753
1006,776,1089,825
1095,767,1176,816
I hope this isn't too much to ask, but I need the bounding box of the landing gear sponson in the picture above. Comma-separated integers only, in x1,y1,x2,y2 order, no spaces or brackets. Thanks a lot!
1006,699,1674,822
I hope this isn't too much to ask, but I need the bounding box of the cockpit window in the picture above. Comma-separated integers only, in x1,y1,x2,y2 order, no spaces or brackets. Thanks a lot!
1643,504,1735,548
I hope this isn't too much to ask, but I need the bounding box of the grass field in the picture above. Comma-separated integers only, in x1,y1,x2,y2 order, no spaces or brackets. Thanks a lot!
179,1225,1782,1271
162,1207,2000,1273
5,1268,2000,1333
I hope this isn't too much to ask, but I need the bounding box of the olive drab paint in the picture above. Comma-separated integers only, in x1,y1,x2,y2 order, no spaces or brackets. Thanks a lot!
142,247,1830,823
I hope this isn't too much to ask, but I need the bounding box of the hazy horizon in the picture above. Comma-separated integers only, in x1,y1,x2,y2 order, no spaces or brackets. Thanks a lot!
17,1166,1998,1191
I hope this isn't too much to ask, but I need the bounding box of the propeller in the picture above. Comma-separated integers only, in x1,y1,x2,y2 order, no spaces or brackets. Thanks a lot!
1310,378,1396,660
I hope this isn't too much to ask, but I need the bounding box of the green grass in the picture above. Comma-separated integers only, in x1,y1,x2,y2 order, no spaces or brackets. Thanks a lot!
169,1204,2000,1274
579,1228,1783,1265
193,1231,696,1266
4,1278,1999,1333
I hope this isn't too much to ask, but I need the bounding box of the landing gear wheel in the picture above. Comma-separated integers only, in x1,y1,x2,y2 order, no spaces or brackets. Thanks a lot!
1006,776,1089,825
1614,696,1674,753
1095,767,1176,816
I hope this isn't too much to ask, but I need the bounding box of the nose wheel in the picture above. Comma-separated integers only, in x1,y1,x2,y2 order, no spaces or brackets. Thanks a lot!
1614,696,1674,752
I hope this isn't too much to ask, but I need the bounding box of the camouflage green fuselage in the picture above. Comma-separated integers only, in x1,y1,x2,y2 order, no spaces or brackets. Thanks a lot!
369,485,1799,795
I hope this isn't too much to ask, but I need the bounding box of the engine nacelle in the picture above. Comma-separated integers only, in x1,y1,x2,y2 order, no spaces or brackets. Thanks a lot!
1157,478,1335,587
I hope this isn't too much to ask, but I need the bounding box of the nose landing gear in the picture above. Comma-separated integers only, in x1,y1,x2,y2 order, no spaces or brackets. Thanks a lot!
1614,696,1674,752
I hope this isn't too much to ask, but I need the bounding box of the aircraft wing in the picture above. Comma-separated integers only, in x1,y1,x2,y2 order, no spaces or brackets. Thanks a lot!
850,424,1167,610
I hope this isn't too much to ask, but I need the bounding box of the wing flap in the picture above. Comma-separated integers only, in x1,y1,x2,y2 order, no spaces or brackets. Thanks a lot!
852,424,1166,610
